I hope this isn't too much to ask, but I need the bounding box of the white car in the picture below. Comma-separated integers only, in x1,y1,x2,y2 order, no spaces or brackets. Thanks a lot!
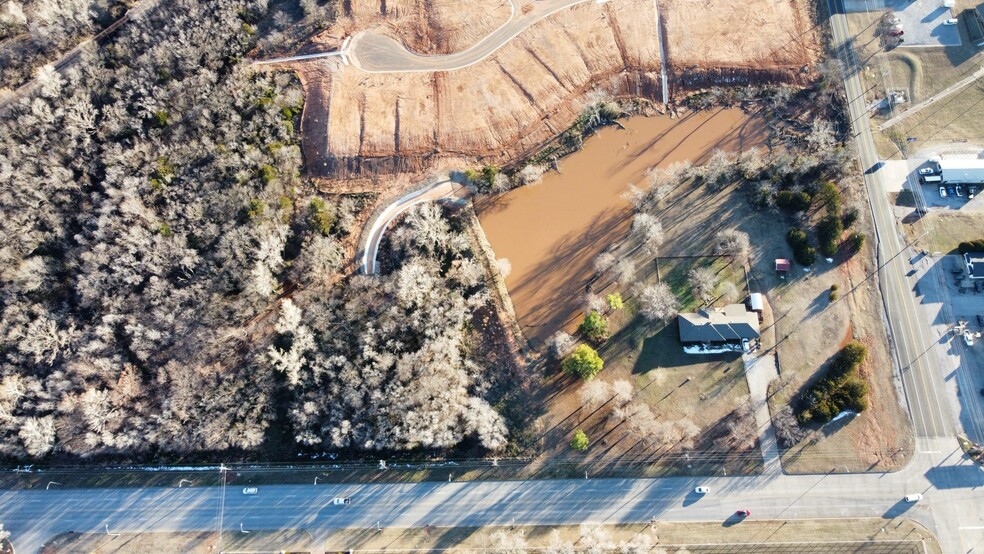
939,186,947,198
904,493,922,502
332,497,352,505
943,18,958,26
694,486,710,494
242,487,258,495
918,167,935,175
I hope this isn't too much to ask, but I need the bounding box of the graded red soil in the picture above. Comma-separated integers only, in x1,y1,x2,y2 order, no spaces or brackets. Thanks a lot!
476,108,766,344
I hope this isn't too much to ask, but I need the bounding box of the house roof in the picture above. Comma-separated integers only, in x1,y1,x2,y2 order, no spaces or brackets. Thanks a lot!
775,259,791,271
965,252,984,278
678,304,761,343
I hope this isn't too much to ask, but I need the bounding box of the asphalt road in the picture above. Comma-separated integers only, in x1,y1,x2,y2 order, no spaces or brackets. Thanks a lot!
348,0,595,73
2,444,982,554
826,0,955,439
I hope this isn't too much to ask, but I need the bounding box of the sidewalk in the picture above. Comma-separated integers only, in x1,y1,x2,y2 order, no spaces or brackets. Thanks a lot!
743,352,783,476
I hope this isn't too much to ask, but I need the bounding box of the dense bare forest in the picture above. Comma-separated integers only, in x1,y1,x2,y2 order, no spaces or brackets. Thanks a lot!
0,0,506,461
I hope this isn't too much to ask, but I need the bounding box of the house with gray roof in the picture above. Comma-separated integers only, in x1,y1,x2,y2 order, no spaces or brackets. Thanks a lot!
677,304,760,345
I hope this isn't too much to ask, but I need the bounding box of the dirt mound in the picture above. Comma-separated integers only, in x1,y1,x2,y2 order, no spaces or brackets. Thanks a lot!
293,0,818,178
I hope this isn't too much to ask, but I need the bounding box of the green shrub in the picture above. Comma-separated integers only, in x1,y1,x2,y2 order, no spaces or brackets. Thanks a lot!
815,181,842,214
776,190,812,212
259,164,277,185
578,311,609,343
786,228,817,266
309,198,336,236
848,232,865,253
817,214,844,257
797,341,869,424
606,293,624,311
842,207,860,229
247,199,265,219
563,344,604,380
570,429,589,451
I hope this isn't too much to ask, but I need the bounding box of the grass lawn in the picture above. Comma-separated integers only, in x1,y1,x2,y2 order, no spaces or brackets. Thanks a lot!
324,519,940,553
903,209,984,254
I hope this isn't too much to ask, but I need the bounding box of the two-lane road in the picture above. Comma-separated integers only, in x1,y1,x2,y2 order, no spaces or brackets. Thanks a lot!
825,0,954,439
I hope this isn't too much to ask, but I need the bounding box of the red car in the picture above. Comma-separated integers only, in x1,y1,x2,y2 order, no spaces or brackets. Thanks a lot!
736,509,751,517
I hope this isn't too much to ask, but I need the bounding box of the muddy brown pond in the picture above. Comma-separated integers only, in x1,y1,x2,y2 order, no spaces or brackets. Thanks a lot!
476,108,766,345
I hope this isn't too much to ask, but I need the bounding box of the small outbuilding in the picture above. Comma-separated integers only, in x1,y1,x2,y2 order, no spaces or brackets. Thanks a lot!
965,252,984,279
775,259,791,273
747,293,765,321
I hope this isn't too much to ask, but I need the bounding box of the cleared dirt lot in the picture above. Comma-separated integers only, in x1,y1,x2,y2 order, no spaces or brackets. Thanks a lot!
293,0,817,177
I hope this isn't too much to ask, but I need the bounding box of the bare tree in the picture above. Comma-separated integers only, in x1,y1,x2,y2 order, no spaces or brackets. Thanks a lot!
713,229,750,260
687,266,717,305
611,379,634,406
637,282,678,321
578,379,611,409
548,331,577,359
612,259,636,285
773,405,807,448
594,251,616,274
631,212,664,256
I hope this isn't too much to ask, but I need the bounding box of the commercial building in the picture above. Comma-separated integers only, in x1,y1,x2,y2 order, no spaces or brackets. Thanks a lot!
938,159,984,184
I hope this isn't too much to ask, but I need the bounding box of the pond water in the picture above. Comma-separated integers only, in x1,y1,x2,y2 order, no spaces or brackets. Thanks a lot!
476,108,767,345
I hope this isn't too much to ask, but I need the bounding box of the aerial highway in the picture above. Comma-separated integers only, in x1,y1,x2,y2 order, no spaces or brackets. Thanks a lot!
1,446,981,553
3,1,983,554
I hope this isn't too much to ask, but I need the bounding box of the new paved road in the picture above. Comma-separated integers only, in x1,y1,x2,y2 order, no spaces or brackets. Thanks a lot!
348,0,596,73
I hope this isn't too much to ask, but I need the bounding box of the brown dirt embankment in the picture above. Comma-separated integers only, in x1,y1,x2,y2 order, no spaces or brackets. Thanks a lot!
294,0,818,179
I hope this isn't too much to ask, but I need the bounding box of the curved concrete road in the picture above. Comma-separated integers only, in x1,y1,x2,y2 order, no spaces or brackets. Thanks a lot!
360,176,470,274
349,0,598,73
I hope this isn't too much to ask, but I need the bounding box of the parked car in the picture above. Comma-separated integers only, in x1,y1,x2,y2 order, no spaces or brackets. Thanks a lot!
694,486,710,494
242,487,258,495
736,509,751,517
332,497,352,505
964,332,975,347
918,167,935,175
956,185,964,197
904,494,922,503
888,28,904,37
939,186,947,198
943,18,958,25
947,185,957,197
969,185,978,199
976,314,984,326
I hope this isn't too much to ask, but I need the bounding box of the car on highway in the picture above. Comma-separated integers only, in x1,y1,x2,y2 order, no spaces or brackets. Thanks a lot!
943,18,958,25
939,186,947,198
332,497,352,505
694,486,710,494
735,509,751,517
904,494,922,502
918,167,935,175
242,487,258,495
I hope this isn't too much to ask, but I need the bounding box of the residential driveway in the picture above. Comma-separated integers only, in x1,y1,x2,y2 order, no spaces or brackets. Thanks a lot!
843,0,960,47
742,351,782,475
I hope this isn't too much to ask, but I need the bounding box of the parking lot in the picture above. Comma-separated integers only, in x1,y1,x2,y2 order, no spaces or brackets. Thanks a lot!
844,0,961,47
